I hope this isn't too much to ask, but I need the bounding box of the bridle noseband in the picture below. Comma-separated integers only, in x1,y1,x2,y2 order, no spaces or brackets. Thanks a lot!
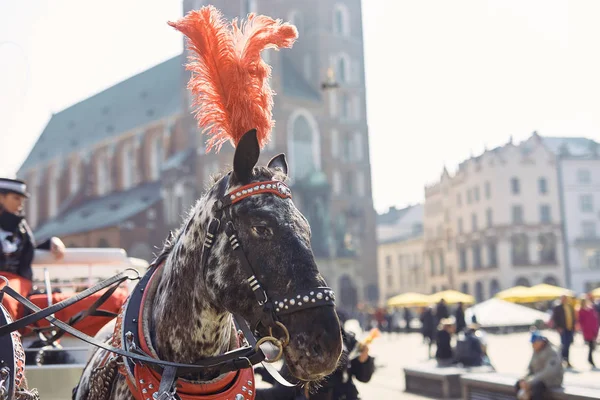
202,174,336,361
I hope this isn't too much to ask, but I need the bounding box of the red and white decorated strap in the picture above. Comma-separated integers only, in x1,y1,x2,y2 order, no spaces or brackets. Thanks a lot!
227,181,292,204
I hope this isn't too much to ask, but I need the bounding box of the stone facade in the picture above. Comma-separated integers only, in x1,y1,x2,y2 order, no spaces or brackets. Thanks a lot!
377,205,426,305
556,140,600,293
423,133,566,302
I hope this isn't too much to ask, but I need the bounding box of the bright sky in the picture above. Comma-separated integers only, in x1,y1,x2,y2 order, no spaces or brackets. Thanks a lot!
1,0,600,214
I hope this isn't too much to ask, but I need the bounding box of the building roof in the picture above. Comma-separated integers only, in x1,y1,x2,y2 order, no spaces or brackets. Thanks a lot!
540,136,599,158
281,54,322,101
34,181,162,241
19,55,184,173
377,205,414,225
377,204,424,244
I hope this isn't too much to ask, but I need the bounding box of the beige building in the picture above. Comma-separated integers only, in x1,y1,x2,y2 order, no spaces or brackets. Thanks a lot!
377,205,426,305
424,132,565,302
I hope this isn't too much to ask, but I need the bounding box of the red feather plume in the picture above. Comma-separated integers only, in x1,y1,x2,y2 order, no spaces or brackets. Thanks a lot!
168,6,298,152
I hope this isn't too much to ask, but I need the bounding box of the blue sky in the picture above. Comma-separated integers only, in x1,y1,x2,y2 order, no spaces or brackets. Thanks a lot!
1,0,599,213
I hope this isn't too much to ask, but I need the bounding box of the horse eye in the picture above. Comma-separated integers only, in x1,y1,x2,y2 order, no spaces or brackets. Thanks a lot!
251,226,273,237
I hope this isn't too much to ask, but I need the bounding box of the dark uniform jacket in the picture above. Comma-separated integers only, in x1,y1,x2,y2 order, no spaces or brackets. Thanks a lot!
0,213,51,281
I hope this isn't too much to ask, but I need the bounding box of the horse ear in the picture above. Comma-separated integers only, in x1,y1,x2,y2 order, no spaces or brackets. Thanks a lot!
267,153,288,175
233,129,260,184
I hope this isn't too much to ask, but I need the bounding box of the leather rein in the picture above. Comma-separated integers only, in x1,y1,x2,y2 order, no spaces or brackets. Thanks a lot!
0,175,336,398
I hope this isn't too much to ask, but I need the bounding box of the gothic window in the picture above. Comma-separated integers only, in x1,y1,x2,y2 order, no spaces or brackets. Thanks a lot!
486,208,493,228
150,135,163,181
429,254,436,276
96,151,111,196
70,158,80,195
289,111,320,181
538,233,557,264
121,142,135,190
511,234,529,265
336,54,351,84
48,167,58,218
438,252,445,275
333,4,350,36
484,181,491,199
471,213,478,231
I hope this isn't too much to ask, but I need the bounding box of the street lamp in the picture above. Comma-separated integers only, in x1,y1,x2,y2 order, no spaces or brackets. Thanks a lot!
321,67,339,91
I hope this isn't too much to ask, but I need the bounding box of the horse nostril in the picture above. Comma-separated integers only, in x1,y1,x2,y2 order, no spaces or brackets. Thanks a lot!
312,343,322,355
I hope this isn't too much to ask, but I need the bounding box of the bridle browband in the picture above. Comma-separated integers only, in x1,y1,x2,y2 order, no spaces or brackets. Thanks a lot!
203,173,336,347
0,173,337,399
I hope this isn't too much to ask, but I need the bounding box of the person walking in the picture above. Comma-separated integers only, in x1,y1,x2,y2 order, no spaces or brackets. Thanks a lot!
455,302,466,333
420,306,436,358
551,295,575,368
578,294,599,368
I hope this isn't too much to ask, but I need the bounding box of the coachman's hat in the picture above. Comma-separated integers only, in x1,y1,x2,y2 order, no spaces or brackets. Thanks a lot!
0,178,30,198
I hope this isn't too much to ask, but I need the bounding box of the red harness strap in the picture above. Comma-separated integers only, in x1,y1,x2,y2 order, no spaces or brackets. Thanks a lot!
116,264,256,400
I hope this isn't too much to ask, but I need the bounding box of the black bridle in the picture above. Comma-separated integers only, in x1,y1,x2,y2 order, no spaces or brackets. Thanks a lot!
205,173,336,337
0,174,337,398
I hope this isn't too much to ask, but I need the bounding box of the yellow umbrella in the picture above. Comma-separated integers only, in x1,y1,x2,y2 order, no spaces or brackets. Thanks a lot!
591,287,600,299
387,292,431,308
495,286,534,303
527,284,574,302
429,290,475,305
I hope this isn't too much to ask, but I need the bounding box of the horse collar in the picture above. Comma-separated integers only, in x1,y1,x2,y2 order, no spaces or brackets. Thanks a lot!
117,262,256,400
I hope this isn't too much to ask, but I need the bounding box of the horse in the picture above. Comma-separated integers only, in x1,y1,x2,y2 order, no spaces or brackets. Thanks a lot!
74,130,344,399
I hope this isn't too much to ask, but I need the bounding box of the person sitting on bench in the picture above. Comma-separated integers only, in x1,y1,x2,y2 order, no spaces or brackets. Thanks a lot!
516,331,563,400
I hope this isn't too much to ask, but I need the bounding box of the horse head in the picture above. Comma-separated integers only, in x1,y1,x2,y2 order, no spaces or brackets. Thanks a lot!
198,130,342,381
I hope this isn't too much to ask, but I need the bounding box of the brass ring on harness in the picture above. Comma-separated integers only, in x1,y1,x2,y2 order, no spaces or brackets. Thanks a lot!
255,336,284,363
123,268,141,280
269,321,290,347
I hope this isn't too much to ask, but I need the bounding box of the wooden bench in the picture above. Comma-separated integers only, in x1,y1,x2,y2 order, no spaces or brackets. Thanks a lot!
460,373,600,400
404,362,494,399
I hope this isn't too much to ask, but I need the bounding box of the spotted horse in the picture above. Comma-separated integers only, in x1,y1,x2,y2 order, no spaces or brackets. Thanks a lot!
73,6,343,400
